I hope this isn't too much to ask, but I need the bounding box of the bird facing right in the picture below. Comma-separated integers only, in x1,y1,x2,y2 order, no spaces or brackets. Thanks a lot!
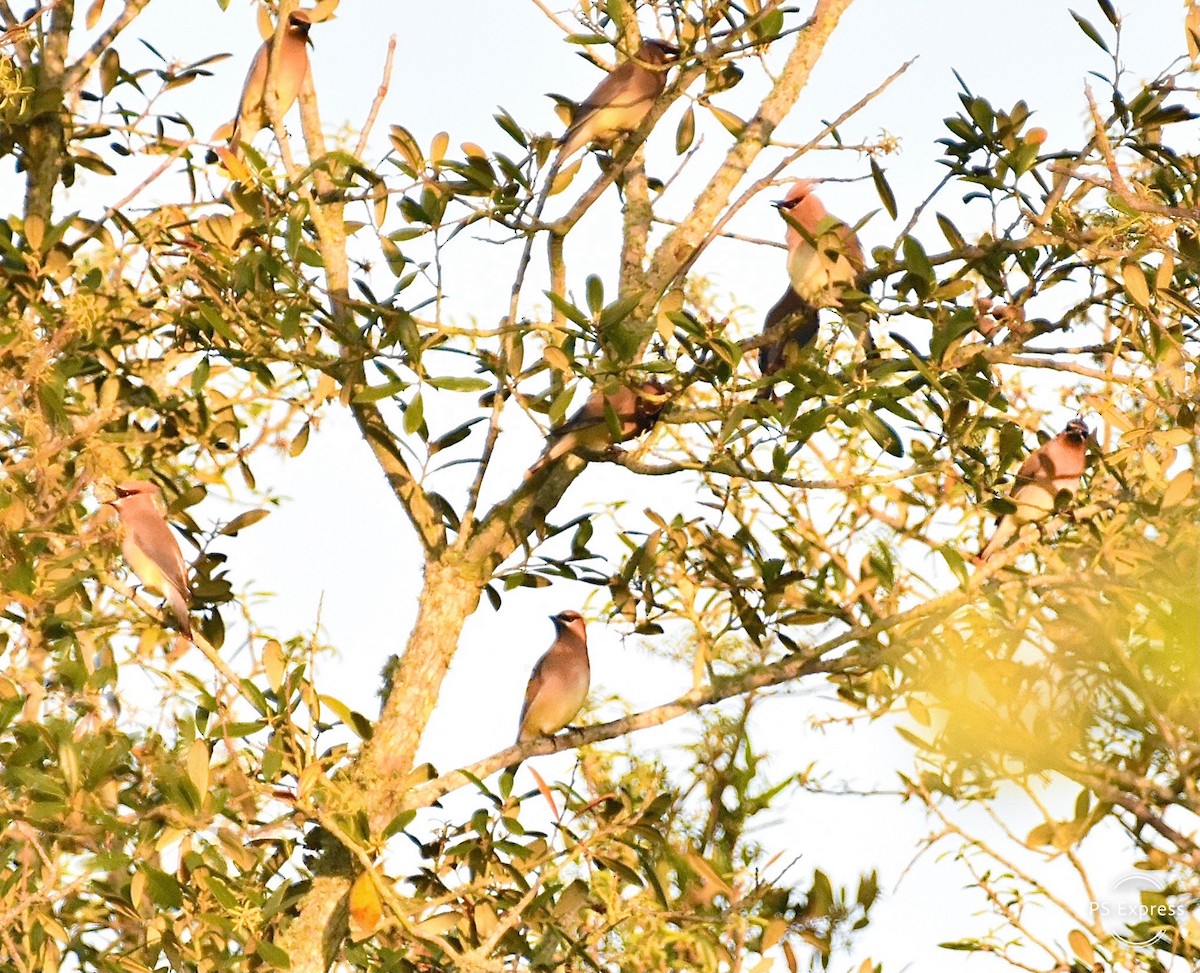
978,418,1091,561
226,9,313,159
758,180,866,389
533,379,668,471
516,610,590,745
554,39,677,169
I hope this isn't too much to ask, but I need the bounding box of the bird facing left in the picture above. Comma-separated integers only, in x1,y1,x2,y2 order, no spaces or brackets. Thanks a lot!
106,481,193,640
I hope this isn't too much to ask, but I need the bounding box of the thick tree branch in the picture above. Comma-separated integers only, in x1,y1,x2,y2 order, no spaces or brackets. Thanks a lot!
399,578,976,813
621,0,857,347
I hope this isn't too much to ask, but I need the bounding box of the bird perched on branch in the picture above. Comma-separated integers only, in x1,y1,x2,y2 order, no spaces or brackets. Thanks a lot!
211,9,313,163
978,418,1090,561
533,380,668,471
516,610,590,744
105,481,193,639
758,180,866,393
553,39,678,169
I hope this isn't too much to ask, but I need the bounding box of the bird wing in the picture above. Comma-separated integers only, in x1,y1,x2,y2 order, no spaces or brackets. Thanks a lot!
132,514,191,604
559,58,664,155
1013,438,1059,485
517,655,547,736
233,41,271,138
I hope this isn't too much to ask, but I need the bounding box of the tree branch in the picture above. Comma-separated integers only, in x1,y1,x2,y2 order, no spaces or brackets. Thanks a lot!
399,578,975,813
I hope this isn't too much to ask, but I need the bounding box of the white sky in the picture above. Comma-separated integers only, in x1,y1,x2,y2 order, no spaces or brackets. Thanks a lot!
38,0,1197,969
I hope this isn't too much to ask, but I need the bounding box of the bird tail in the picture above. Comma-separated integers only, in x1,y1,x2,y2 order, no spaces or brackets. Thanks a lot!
554,127,586,172
977,515,1015,562
756,289,819,399
166,584,193,641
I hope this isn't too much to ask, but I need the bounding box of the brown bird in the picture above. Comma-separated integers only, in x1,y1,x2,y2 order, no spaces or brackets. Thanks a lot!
758,180,866,390
554,39,677,168
978,418,1090,561
535,380,668,470
226,10,313,159
106,481,193,639
516,610,590,744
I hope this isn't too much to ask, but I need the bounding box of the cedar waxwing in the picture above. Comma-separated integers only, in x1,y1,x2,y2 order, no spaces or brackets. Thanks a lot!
516,610,590,744
536,380,668,469
554,39,677,168
106,481,193,639
758,180,866,389
978,418,1090,561
226,10,313,159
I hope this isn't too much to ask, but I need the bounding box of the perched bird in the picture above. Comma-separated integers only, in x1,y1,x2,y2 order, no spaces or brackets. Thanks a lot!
978,418,1090,561
758,180,866,390
516,610,590,744
223,10,313,160
535,380,668,470
554,39,677,168
106,481,193,639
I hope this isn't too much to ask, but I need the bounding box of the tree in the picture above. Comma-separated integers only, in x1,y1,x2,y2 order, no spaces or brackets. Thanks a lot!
0,0,1196,971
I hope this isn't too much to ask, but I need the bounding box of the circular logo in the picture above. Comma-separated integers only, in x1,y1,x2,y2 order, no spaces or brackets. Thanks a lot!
1091,872,1197,948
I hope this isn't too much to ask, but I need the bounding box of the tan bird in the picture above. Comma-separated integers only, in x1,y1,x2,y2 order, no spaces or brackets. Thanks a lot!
978,418,1090,561
535,380,668,470
758,180,866,389
106,481,193,639
554,39,677,169
226,10,313,159
516,610,590,744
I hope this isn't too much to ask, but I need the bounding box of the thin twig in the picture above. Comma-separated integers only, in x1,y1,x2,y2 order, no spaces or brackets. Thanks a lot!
355,36,396,160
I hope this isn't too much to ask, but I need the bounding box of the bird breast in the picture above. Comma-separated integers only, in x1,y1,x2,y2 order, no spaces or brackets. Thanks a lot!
121,534,171,595
523,652,589,736
787,239,858,306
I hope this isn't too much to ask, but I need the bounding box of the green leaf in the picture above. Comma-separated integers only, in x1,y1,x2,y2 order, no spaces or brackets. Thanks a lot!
675,106,695,154
254,939,291,968
142,866,183,909
901,235,934,284
99,49,120,96
403,392,424,436
427,376,491,392
585,274,604,315
936,213,965,250
220,509,270,536
1070,10,1110,52
318,695,374,739
389,124,424,173
860,411,903,457
545,290,592,328
598,292,642,330
870,159,897,219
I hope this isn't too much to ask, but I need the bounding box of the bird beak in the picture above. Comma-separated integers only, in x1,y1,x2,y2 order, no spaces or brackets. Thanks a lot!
772,199,787,210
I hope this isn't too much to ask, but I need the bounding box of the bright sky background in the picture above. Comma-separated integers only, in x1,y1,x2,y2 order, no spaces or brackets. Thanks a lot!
39,0,1196,968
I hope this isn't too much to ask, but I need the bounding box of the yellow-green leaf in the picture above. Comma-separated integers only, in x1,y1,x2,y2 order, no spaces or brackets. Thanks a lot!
349,872,383,941
187,739,209,797
1067,929,1093,965
1122,262,1151,309
1162,468,1194,508
263,639,285,694
85,0,105,30
675,106,695,155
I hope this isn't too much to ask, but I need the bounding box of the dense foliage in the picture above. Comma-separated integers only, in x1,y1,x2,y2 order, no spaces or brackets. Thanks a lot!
0,0,1196,971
